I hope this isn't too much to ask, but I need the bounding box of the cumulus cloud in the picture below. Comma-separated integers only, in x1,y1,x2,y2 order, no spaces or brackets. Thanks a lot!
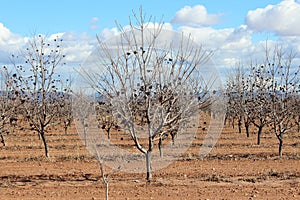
222,25,253,50
178,26,232,48
98,22,174,41
50,32,96,76
48,32,65,41
99,27,120,41
177,25,252,51
245,0,300,36
176,24,255,71
0,23,28,47
60,32,96,65
282,36,300,53
96,21,248,72
171,5,221,27
0,23,97,75
0,23,28,65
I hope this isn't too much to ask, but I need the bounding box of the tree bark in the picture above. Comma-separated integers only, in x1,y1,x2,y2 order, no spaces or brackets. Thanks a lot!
245,123,250,138
277,134,283,157
99,160,109,200
171,133,175,146
238,118,242,134
278,138,283,157
231,117,235,129
257,126,263,145
224,115,227,126
64,126,68,135
297,115,300,133
105,182,109,200
40,129,49,157
83,125,87,146
107,127,111,140
0,132,5,146
158,137,163,157
146,151,152,182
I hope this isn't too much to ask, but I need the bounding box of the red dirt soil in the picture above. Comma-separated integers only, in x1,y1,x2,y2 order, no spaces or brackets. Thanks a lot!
1,123,300,200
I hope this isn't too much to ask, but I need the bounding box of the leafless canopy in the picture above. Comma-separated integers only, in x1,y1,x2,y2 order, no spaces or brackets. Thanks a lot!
77,9,214,181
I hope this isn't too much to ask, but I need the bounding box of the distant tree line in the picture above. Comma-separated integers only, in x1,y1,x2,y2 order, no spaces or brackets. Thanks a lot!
225,44,300,156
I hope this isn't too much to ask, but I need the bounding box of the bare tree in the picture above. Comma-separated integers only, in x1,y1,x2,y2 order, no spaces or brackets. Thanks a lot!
96,101,117,140
74,92,117,200
265,45,300,156
10,34,66,157
57,77,73,135
226,43,300,155
225,64,250,136
79,9,212,181
94,144,112,200
0,67,20,146
72,89,95,146
247,62,273,145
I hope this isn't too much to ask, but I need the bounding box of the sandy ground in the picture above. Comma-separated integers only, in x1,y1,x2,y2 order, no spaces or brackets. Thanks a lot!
0,122,299,200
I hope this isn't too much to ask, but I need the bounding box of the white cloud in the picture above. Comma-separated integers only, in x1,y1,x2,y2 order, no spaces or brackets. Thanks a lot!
170,3,300,72
177,26,232,48
98,22,174,41
0,23,28,49
49,32,65,41
177,25,252,52
282,36,300,52
245,0,300,36
90,17,99,31
1,1,300,82
99,27,120,41
0,24,96,75
0,23,28,65
176,25,255,71
171,5,221,27
43,32,97,76
60,32,96,64
222,25,252,50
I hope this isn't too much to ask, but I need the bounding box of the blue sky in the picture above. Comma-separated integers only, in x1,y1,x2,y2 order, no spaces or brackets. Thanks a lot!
0,0,281,35
1,0,300,76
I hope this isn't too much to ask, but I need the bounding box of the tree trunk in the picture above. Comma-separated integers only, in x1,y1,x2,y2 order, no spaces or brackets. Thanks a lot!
224,115,227,126
83,125,87,146
81,119,87,146
99,160,109,200
257,126,263,145
238,118,242,134
278,139,283,157
107,127,111,140
64,125,68,135
146,151,152,182
296,114,300,133
245,123,250,138
0,132,5,146
40,129,49,157
105,182,109,200
158,136,163,157
278,134,283,157
171,133,175,146
64,120,70,135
